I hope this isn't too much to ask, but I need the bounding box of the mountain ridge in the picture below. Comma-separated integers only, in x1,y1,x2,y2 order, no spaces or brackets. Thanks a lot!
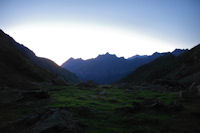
120,44,200,86
62,49,187,84
0,29,79,87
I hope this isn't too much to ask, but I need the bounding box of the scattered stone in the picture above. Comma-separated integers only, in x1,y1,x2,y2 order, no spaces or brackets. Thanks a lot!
180,83,200,99
101,85,111,89
190,111,200,118
72,106,93,117
115,100,184,114
0,108,82,133
89,95,98,99
153,79,181,87
77,80,98,89
197,85,200,96
52,77,69,86
125,89,134,93
131,102,142,111
115,106,135,114
108,99,118,103
188,82,196,92
168,101,184,112
77,96,86,100
148,101,166,111
98,91,106,95
21,91,50,100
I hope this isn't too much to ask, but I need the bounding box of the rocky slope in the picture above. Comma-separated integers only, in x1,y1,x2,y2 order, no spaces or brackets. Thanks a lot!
62,50,187,84
0,29,79,87
120,44,200,87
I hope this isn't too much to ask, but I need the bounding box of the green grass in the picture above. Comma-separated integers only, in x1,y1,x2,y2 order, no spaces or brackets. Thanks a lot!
1,85,199,133
48,85,178,133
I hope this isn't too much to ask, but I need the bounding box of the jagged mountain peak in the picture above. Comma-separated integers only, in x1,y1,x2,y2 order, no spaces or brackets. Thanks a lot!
97,52,117,59
172,48,188,56
62,49,188,84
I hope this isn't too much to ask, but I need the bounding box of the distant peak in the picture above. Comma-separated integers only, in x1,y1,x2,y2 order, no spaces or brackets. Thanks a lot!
105,52,110,55
152,52,160,56
68,57,74,60
66,57,84,64
105,52,117,56
172,48,188,56
96,52,118,60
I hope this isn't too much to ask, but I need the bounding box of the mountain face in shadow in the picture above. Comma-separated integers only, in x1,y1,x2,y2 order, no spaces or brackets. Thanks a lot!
62,50,187,84
0,30,79,87
120,44,200,86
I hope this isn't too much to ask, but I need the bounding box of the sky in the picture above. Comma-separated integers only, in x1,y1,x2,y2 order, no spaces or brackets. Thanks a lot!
0,0,200,65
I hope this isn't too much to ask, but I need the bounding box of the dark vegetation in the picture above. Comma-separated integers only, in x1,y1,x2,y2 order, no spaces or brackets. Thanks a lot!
120,44,200,87
0,29,79,88
1,84,200,133
0,30,199,133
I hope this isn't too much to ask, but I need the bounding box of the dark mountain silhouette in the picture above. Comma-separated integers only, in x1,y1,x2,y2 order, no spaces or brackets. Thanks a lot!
62,49,187,84
0,29,79,87
120,44,200,86
127,55,148,60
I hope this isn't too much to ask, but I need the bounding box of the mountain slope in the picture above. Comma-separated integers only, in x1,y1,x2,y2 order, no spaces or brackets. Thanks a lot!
62,50,187,84
120,44,200,86
0,29,79,87
37,57,80,83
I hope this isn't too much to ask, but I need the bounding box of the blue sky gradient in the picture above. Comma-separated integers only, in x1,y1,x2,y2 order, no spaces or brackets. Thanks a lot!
0,0,200,64
1,0,200,47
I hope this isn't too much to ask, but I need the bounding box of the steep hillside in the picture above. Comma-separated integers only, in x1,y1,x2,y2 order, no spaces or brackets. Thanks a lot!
62,50,186,84
0,30,79,87
37,57,80,83
120,44,200,86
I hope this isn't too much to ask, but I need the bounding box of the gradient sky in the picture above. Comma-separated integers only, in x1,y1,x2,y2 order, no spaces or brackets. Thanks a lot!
1,0,200,65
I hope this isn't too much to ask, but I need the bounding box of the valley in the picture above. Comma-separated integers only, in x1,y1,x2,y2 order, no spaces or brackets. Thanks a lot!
0,30,199,133
0,84,200,133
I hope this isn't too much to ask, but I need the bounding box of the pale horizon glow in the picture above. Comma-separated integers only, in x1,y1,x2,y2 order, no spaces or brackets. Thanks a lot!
5,23,182,65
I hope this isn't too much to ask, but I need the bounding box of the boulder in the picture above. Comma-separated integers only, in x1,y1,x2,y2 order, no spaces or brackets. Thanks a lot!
76,80,98,89
97,91,109,96
168,101,184,112
72,106,94,117
52,77,69,86
115,106,135,114
148,101,166,111
0,108,82,133
21,91,50,100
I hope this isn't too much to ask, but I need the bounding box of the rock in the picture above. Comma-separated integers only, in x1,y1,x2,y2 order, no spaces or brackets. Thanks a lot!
115,102,142,114
98,91,108,96
148,100,184,112
131,102,142,111
77,96,86,100
153,79,181,87
190,112,200,118
142,99,157,106
196,85,200,96
108,99,118,103
0,108,82,133
52,77,69,86
76,80,98,89
180,83,200,99
89,95,98,99
188,82,196,92
115,106,135,114
21,91,50,100
125,89,134,93
179,90,183,98
168,101,184,112
101,85,111,89
73,106,93,117
148,101,166,111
